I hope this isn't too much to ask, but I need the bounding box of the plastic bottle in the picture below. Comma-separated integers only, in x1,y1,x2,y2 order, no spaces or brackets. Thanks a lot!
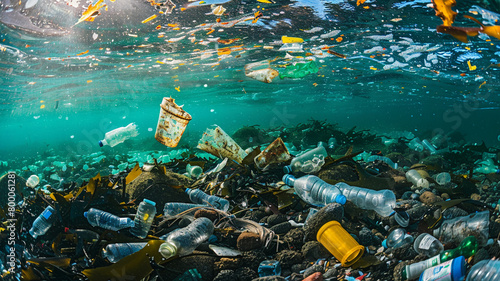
159,217,214,259
283,145,328,174
366,155,397,169
29,206,56,238
99,123,139,147
26,175,40,188
282,175,347,207
102,242,148,263
185,188,230,212
186,164,203,179
164,202,208,217
408,138,424,152
421,139,438,154
382,228,413,249
466,259,500,281
328,137,337,150
418,256,465,281
402,236,477,280
433,211,489,246
130,199,157,239
414,233,444,257
335,182,396,216
84,208,135,231
406,170,430,189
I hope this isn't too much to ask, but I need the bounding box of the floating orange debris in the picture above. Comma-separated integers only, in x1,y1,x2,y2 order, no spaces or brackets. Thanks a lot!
75,0,107,25
77,50,89,56
87,80,93,83
218,48,231,56
431,0,457,26
336,37,343,42
142,14,157,23
218,38,240,44
357,0,366,5
467,60,476,71
167,23,178,27
40,104,45,109
175,86,180,92
156,25,161,30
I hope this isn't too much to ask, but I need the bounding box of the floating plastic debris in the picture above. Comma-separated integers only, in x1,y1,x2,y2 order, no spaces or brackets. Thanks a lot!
197,125,248,163
155,97,192,148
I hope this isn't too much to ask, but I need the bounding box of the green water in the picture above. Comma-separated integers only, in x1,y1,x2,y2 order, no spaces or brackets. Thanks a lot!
1,0,500,162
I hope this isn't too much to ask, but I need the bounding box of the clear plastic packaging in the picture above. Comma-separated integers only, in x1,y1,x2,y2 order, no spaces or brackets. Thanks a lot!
283,145,328,174
408,137,424,152
383,228,413,249
84,208,135,231
163,202,208,217
102,242,148,263
335,182,396,216
26,175,40,188
466,259,500,281
130,199,157,239
433,211,490,246
435,172,452,185
29,206,56,238
414,233,444,257
99,123,139,147
185,188,230,212
159,217,214,259
283,174,346,206
422,139,438,154
406,169,430,189
366,155,397,169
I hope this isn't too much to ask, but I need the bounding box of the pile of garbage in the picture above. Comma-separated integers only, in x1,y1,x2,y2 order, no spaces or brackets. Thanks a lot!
2,99,500,281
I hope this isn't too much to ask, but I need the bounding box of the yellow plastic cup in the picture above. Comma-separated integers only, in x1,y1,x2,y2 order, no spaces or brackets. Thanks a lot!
317,221,365,267
155,97,192,148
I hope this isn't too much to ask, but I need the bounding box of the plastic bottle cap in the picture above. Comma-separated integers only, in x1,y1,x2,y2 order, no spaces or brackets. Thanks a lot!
185,188,191,193
335,195,347,205
283,165,292,174
382,239,388,249
282,174,295,186
143,199,156,206
83,212,88,218
452,256,466,281
98,140,103,147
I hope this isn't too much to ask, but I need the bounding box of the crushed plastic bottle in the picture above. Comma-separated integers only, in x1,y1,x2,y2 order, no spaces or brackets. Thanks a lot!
102,242,148,263
163,202,208,217
433,211,489,246
283,174,346,207
421,139,438,154
413,233,444,257
185,188,230,212
466,259,500,281
99,123,139,147
29,206,56,238
130,199,157,239
159,217,214,259
283,145,328,174
406,169,430,189
382,228,413,249
26,175,40,188
408,137,425,152
84,208,135,231
335,182,396,216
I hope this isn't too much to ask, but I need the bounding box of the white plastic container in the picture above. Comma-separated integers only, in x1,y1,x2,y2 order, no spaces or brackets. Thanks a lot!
99,123,139,147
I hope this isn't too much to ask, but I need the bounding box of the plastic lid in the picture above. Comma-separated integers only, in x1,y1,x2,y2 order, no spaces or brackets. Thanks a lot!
283,165,292,174
395,210,410,227
185,188,191,193
83,212,88,218
98,140,103,147
335,194,347,205
282,174,295,186
451,256,466,281
382,239,388,249
143,199,156,206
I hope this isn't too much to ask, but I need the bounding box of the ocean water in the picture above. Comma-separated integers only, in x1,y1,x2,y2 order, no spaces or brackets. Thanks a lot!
1,0,500,166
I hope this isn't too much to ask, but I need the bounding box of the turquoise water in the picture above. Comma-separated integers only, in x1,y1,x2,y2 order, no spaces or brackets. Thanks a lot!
1,0,500,161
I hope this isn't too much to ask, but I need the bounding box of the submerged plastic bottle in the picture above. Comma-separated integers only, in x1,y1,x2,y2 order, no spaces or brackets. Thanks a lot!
99,123,139,147
185,188,230,212
434,172,452,186
406,170,430,189
408,138,425,152
102,242,148,263
186,164,203,179
422,139,438,154
164,202,208,217
283,145,328,174
433,211,489,246
366,155,397,169
159,217,214,259
130,199,157,239
336,182,396,216
413,233,444,257
402,236,478,281
466,259,500,281
382,228,413,249
84,208,135,231
26,175,40,188
283,175,346,206
29,206,56,238
418,256,465,281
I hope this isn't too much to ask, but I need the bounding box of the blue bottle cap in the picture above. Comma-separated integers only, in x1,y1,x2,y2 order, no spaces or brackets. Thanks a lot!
282,174,295,186
451,256,466,281
283,165,292,174
143,199,156,206
83,212,88,218
382,239,387,249
98,140,103,147
335,194,347,205
185,188,191,193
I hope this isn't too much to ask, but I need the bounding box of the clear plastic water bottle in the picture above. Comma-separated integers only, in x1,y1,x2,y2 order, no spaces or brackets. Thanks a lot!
102,242,148,263
408,138,425,152
99,123,139,147
434,172,452,185
159,217,214,259
26,175,40,188
186,164,203,179
434,211,490,247
366,155,397,169
335,182,396,216
29,206,56,238
185,188,229,212
466,259,500,281
414,233,444,257
283,145,328,174
130,199,157,239
84,208,135,231
421,139,438,154
282,175,346,207
382,228,413,249
164,202,208,217
406,169,430,189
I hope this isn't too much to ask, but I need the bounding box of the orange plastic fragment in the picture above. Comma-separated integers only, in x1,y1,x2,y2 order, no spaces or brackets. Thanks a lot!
431,0,457,26
218,48,231,56
142,14,157,23
357,0,366,5
77,50,89,56
336,37,343,42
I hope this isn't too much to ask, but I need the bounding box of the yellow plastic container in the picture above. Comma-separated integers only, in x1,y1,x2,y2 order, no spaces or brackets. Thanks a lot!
281,36,304,43
317,221,365,267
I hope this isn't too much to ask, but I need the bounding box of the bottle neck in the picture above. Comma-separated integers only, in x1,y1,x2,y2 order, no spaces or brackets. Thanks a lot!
158,241,178,259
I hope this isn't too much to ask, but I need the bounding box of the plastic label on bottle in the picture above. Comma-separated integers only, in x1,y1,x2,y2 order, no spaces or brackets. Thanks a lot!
42,208,53,220
420,259,453,281
419,235,436,250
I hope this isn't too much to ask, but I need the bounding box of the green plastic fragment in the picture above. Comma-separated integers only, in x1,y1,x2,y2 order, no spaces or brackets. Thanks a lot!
279,60,319,79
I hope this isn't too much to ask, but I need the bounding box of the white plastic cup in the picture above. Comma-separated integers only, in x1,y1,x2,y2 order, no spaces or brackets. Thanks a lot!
155,97,192,148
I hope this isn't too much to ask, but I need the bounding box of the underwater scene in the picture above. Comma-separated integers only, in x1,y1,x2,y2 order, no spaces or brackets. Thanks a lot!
1,0,500,280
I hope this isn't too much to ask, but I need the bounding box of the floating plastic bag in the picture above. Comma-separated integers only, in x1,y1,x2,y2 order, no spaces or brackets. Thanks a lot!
197,126,248,164
254,137,291,169
155,97,192,148
279,60,319,79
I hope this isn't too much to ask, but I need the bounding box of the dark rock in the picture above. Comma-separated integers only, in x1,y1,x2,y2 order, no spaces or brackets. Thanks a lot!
237,232,262,251
241,251,267,271
213,270,237,281
289,273,304,281
291,262,308,273
421,155,446,170
487,239,500,257
318,164,359,182
393,260,413,281
267,214,288,226
303,203,344,242
392,243,418,261
358,227,377,246
164,255,217,281
419,191,442,204
303,264,324,278
194,209,220,222
301,241,332,261
323,267,337,279
283,228,305,250
472,248,490,265
401,191,414,200
276,250,303,268
251,276,286,281
235,267,258,281
270,222,292,234
244,210,267,222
